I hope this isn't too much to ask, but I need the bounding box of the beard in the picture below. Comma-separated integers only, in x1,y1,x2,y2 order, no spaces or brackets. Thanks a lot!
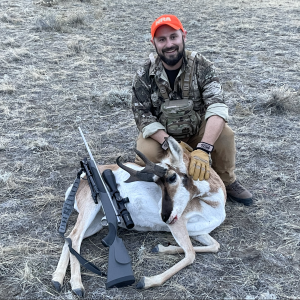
155,38,185,66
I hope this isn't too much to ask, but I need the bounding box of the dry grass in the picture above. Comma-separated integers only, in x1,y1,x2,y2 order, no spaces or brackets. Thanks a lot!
0,0,300,299
264,86,300,114
35,12,85,32
102,89,132,108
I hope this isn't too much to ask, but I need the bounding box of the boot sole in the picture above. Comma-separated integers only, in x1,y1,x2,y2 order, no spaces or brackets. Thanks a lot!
227,195,253,206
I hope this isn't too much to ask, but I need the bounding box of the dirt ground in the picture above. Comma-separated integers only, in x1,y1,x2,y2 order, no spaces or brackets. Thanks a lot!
0,0,300,299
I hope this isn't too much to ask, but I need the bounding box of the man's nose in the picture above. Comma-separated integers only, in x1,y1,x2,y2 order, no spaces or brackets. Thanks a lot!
165,38,174,48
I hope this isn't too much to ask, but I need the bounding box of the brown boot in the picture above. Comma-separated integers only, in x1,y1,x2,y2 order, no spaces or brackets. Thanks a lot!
226,180,253,206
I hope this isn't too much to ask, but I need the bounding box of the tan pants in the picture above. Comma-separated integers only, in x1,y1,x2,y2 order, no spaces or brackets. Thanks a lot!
135,118,236,186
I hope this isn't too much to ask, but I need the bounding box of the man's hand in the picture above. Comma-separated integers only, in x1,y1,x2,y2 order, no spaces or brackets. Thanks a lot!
179,141,193,152
150,130,169,146
189,149,210,181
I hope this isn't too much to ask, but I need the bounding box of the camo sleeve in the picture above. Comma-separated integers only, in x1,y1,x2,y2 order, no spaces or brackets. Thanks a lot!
131,64,159,132
196,54,225,107
195,54,228,121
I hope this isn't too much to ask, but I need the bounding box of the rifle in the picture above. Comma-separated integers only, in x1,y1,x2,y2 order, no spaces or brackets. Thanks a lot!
78,127,135,289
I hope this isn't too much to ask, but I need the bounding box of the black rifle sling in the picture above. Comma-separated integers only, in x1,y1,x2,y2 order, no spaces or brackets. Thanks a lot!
58,168,106,277
65,238,106,276
58,170,82,237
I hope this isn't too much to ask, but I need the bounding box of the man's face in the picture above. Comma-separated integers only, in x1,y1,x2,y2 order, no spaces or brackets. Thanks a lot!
151,25,187,67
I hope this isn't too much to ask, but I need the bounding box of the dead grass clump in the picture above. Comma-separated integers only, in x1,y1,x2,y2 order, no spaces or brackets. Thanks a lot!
19,261,34,284
36,0,54,7
0,83,15,94
0,75,15,94
65,13,85,27
0,13,22,24
0,171,13,184
235,103,253,116
27,138,53,152
264,86,300,114
102,89,131,108
0,137,10,151
0,170,17,190
23,66,49,82
35,12,85,32
55,0,92,2
6,48,31,62
2,37,21,48
94,9,103,19
35,14,63,32
67,39,85,54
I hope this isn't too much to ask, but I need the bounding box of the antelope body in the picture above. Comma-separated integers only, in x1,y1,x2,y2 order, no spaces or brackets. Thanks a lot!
52,137,226,296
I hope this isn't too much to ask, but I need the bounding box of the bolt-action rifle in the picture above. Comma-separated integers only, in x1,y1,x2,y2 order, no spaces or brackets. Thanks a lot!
78,127,135,289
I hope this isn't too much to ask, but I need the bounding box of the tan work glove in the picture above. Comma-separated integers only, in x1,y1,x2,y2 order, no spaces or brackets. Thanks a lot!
179,141,193,152
189,149,210,181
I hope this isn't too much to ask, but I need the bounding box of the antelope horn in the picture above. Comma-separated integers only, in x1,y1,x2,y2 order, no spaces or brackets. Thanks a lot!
116,150,167,183
134,149,167,178
116,156,155,183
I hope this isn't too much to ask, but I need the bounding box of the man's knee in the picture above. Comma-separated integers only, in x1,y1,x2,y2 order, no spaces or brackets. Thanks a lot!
215,124,235,149
135,133,164,166
212,124,236,168
221,124,235,140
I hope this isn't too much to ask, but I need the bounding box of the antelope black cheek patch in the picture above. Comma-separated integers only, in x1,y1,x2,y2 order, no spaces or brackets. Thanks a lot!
160,179,174,223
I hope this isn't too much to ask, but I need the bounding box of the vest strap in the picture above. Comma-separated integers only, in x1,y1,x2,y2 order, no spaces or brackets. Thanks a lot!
182,51,197,99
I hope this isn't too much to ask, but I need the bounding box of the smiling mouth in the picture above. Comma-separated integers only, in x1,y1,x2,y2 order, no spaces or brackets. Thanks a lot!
165,50,176,53
163,48,178,54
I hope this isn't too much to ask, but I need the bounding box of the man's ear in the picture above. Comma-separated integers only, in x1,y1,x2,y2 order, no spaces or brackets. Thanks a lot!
182,30,187,42
150,37,155,46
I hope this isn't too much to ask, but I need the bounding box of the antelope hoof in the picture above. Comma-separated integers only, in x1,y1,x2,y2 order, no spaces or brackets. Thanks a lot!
51,280,61,292
72,288,85,298
151,245,159,253
136,277,145,289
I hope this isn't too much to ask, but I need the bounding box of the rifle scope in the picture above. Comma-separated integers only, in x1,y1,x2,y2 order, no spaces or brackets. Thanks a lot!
102,169,135,230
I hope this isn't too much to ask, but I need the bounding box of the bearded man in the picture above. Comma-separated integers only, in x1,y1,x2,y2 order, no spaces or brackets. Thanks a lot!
131,14,253,206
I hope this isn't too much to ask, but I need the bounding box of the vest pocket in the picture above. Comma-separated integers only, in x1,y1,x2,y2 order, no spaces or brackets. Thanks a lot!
159,99,201,139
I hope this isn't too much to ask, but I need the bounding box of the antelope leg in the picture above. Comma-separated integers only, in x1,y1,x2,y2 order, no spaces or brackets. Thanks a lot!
52,190,102,297
137,217,195,289
68,201,102,297
152,233,220,254
52,241,70,292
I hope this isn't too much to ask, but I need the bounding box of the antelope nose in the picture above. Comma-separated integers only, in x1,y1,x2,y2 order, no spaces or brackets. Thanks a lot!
161,212,171,223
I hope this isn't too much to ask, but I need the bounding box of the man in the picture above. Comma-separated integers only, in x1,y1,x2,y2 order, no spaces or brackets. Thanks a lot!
131,14,252,206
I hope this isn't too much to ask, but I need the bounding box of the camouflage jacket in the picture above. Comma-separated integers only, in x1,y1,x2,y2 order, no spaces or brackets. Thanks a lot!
132,50,227,138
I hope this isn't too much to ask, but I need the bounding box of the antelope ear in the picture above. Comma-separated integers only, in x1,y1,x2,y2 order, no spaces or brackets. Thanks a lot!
166,137,184,164
182,151,190,166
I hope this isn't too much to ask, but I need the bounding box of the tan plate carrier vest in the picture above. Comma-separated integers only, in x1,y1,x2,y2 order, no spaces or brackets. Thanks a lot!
149,51,201,140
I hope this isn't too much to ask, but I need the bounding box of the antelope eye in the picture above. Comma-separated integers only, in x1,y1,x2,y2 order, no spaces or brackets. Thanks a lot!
167,173,177,183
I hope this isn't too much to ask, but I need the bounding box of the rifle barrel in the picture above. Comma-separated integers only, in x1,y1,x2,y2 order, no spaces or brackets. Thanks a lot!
78,127,94,160
78,127,121,223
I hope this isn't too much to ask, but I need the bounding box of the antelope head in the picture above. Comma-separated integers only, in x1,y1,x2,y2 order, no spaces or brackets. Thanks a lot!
117,137,198,225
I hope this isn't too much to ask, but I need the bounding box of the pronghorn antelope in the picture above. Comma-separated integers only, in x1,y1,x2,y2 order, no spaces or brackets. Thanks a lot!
52,137,226,296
